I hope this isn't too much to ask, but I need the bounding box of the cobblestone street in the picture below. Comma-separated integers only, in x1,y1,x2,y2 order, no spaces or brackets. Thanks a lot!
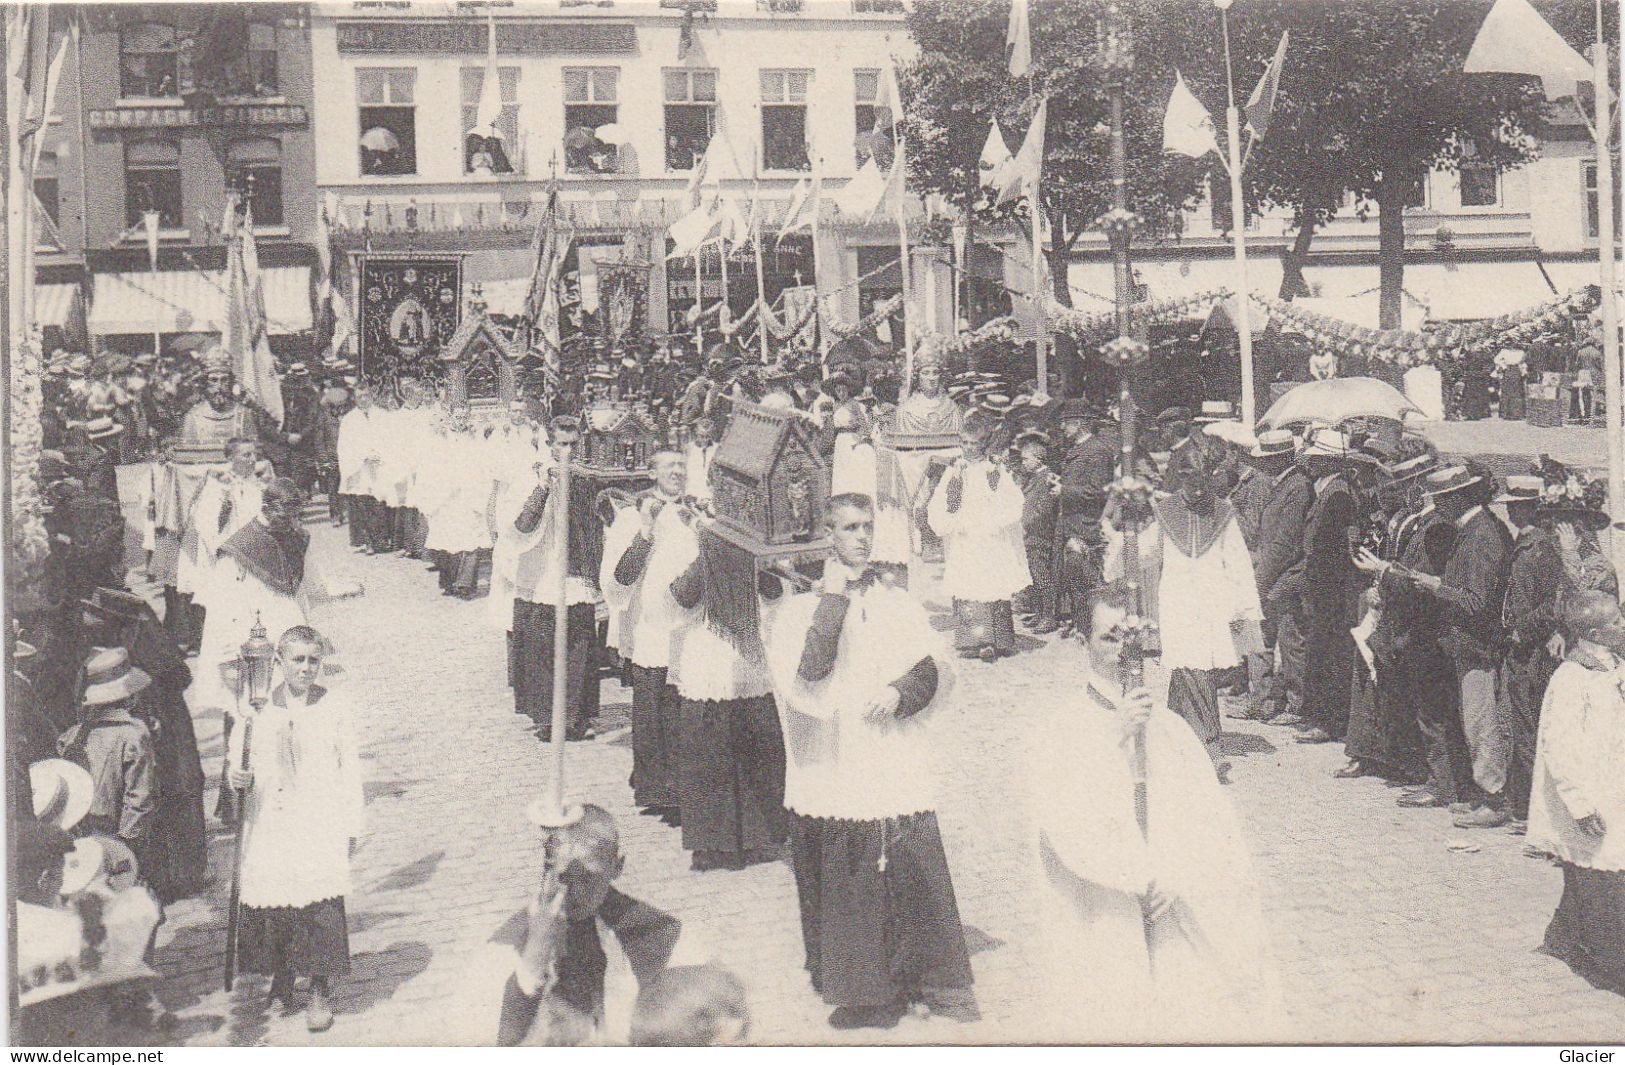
141,518,1625,1046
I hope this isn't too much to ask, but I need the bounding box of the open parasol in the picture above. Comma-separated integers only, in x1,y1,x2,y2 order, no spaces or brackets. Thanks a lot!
1257,376,1424,430
359,127,400,152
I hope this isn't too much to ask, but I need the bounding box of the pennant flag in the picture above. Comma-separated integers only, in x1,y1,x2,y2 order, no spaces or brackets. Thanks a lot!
835,156,888,218
524,184,573,369
979,119,1014,189
1464,0,1592,101
873,62,904,134
470,13,502,136
869,153,907,226
995,97,1046,208
1161,72,1218,159
683,140,711,207
328,285,354,359
30,23,68,174
142,211,161,273
778,174,823,242
1245,31,1288,141
667,200,717,260
712,196,752,246
1006,0,1032,80
314,193,335,307
700,107,748,188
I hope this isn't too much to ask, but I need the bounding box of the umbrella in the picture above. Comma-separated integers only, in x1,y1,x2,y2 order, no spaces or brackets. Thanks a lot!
594,122,631,146
1258,377,1424,430
359,127,400,152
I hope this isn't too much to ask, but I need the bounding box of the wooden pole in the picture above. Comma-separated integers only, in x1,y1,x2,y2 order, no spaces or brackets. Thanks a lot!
224,717,253,991
1593,0,1623,578
1220,7,1257,428
752,146,771,363
547,444,573,820
895,132,915,397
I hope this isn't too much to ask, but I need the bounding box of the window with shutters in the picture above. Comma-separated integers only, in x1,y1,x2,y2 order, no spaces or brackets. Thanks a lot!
664,68,717,172
358,68,418,176
125,140,183,229
564,67,620,175
761,69,812,172
461,66,521,174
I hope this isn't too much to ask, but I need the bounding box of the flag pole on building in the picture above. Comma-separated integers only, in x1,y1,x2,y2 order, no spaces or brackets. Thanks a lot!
1464,0,1620,569
1007,0,1049,399
752,142,771,363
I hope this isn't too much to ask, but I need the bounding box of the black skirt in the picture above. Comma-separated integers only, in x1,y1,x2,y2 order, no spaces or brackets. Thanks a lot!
1542,862,1625,996
789,811,974,1009
676,695,786,856
237,897,351,980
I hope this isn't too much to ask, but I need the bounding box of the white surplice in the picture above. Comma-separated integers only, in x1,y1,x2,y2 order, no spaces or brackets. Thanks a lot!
1029,675,1281,1043
926,459,1031,602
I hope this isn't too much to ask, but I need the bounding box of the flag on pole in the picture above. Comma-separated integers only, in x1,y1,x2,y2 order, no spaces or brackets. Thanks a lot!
712,196,753,246
142,211,161,273
979,119,1014,189
873,62,904,133
779,174,823,242
1464,0,1592,101
869,151,907,225
1244,32,1289,141
226,204,284,426
1161,72,1219,159
995,97,1046,208
836,156,888,218
29,24,68,175
328,285,354,359
471,12,502,137
1006,0,1032,80
314,193,335,307
667,199,718,260
683,141,711,206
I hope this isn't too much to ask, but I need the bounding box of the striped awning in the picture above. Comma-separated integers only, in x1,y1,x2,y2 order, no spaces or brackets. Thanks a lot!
33,283,80,329
89,266,311,336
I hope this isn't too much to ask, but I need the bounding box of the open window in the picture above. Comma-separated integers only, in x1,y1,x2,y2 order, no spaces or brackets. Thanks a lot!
761,69,812,172
664,68,716,172
125,140,183,229
358,68,418,176
120,21,180,98
564,67,620,175
227,138,284,225
461,66,520,175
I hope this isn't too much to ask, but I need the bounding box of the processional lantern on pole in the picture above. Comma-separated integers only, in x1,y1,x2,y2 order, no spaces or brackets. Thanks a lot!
1095,1,1158,836
224,612,275,991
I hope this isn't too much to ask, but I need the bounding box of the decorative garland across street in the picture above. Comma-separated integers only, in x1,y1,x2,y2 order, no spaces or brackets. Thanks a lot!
1047,290,1234,342
1250,286,1600,368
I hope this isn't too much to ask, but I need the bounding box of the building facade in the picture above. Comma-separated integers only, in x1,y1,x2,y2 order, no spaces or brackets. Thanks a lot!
308,0,954,378
73,3,320,358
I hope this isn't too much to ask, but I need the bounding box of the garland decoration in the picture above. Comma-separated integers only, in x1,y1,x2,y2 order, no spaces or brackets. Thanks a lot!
1047,290,1233,343
10,329,51,587
1249,286,1599,369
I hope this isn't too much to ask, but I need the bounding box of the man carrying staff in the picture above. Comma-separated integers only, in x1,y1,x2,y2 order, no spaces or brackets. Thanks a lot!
505,417,601,741
765,493,975,1031
602,448,698,817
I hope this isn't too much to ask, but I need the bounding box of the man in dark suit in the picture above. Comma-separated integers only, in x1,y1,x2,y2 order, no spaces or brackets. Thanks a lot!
1050,402,1116,633
1249,431,1314,723
1015,436,1060,634
1289,429,1364,745
1225,429,1291,720
1360,464,1511,824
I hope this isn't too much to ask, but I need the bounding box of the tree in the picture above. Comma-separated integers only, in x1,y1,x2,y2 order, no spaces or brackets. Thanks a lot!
901,0,1216,387
1221,0,1601,328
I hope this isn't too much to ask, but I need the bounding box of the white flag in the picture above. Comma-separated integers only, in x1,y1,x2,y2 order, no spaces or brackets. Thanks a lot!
142,211,161,272
995,98,1046,208
836,156,888,219
1464,0,1592,101
1162,72,1218,159
471,14,502,135
1006,0,1032,80
979,119,1014,189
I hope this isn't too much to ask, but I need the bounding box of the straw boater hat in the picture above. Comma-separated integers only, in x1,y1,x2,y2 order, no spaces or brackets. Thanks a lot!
1495,474,1545,505
31,759,93,831
1194,400,1235,424
1300,427,1354,458
83,416,124,442
80,647,152,708
1388,451,1441,485
1251,429,1296,458
60,837,106,896
1421,465,1487,500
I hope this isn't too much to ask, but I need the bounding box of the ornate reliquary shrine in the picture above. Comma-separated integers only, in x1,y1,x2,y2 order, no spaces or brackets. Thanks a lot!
710,400,828,548
440,302,522,412
575,402,660,478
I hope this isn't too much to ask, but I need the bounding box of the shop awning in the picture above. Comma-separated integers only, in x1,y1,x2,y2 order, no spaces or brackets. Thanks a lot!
33,283,80,329
90,266,312,336
1405,261,1557,321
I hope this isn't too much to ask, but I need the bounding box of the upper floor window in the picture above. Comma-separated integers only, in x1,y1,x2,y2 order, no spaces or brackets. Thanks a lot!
761,69,812,172
125,140,183,229
664,68,716,172
227,138,283,226
358,68,418,176
34,149,60,230
461,66,521,175
851,69,894,169
226,19,279,97
564,67,620,175
1458,163,1498,208
120,22,180,98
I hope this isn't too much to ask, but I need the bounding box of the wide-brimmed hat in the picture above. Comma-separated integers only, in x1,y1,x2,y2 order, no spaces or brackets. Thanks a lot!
1251,429,1297,458
81,647,152,707
1157,406,1192,427
1421,465,1486,500
84,417,123,441
1388,451,1441,485
30,759,93,831
1540,499,1611,530
1300,427,1354,458
1495,475,1545,504
60,837,105,896
1194,400,1235,424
